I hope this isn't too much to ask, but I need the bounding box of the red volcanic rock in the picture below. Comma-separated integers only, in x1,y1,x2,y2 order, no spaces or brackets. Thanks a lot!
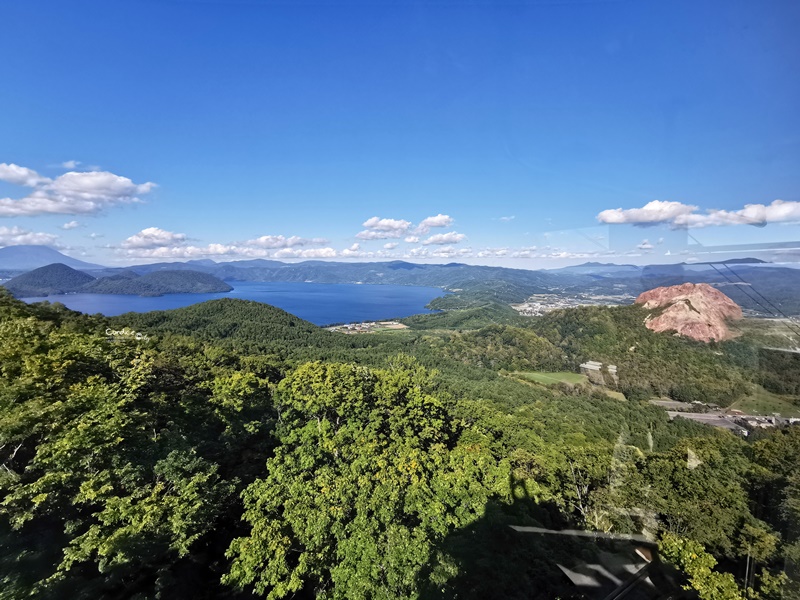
634,283,743,342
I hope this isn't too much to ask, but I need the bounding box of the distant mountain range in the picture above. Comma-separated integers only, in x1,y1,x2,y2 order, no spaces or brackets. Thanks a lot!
3,263,232,298
1,245,799,315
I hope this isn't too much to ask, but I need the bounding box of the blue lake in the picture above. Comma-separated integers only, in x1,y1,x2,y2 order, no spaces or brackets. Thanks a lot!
21,281,446,325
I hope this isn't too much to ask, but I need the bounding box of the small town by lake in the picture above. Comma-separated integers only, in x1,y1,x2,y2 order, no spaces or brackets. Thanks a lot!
21,281,446,326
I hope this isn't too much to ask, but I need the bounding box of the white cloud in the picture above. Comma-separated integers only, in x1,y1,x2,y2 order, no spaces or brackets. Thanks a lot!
406,245,472,259
383,242,398,249
60,220,81,230
341,243,360,257
678,199,800,228
356,216,412,240
416,213,453,233
637,239,654,250
422,231,466,245
122,227,188,249
243,234,328,248
362,216,412,232
0,163,155,217
597,198,800,229
477,247,509,257
404,236,419,243
116,227,337,261
597,200,698,226
0,226,58,246
356,229,404,241
498,216,515,222
0,163,49,187
62,160,81,169
87,232,104,239
274,247,337,259
119,244,241,259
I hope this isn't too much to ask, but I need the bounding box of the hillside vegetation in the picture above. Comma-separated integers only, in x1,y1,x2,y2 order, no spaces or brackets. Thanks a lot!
2,290,798,599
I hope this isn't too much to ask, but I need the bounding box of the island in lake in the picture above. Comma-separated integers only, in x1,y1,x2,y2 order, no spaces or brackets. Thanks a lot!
2,263,233,298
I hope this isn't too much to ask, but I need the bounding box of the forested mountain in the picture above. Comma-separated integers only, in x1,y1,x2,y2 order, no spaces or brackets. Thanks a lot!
3,263,96,296
2,263,232,298
2,288,799,598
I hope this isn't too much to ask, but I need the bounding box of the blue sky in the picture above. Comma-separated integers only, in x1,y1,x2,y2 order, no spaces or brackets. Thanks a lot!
1,0,799,268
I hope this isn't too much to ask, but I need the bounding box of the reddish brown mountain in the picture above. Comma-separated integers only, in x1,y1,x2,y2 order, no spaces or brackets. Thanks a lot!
634,282,743,342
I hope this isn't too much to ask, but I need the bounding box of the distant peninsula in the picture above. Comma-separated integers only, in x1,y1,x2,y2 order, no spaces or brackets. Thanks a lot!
3,263,233,298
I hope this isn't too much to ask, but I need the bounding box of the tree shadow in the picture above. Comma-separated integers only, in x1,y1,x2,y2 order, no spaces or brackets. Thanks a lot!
419,472,684,599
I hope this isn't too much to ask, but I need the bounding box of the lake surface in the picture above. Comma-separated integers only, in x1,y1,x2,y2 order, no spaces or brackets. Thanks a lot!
21,281,446,325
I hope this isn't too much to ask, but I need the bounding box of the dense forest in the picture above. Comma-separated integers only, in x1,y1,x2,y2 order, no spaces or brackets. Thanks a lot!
2,289,799,599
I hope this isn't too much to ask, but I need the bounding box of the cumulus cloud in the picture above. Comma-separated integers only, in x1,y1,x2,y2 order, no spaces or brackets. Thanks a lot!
477,247,509,258
355,216,412,240
121,227,188,249
416,213,453,233
678,199,800,228
597,200,697,226
362,216,412,232
0,163,50,187
118,244,242,260
383,242,398,249
597,199,800,229
243,234,328,248
62,160,81,169
357,215,458,239
637,239,654,250
356,229,402,241
0,163,155,217
116,227,337,261
0,226,58,246
60,220,81,230
421,231,466,245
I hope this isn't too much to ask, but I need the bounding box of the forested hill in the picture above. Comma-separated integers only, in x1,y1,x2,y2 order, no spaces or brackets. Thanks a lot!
82,269,233,296
3,263,232,297
4,289,800,599
114,298,327,354
2,262,96,296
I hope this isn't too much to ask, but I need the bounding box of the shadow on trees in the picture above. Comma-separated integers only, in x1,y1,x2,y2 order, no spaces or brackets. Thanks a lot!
418,473,683,600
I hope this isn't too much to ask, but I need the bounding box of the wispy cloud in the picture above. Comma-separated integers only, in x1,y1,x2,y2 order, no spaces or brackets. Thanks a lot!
242,234,329,248
274,247,337,259
60,220,81,230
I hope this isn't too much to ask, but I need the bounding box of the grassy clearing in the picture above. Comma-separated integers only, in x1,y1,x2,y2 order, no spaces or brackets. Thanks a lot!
728,386,800,417
510,371,628,401
512,371,588,386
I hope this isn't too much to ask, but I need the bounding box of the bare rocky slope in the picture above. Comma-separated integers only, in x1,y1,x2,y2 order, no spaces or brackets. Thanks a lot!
634,282,743,342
